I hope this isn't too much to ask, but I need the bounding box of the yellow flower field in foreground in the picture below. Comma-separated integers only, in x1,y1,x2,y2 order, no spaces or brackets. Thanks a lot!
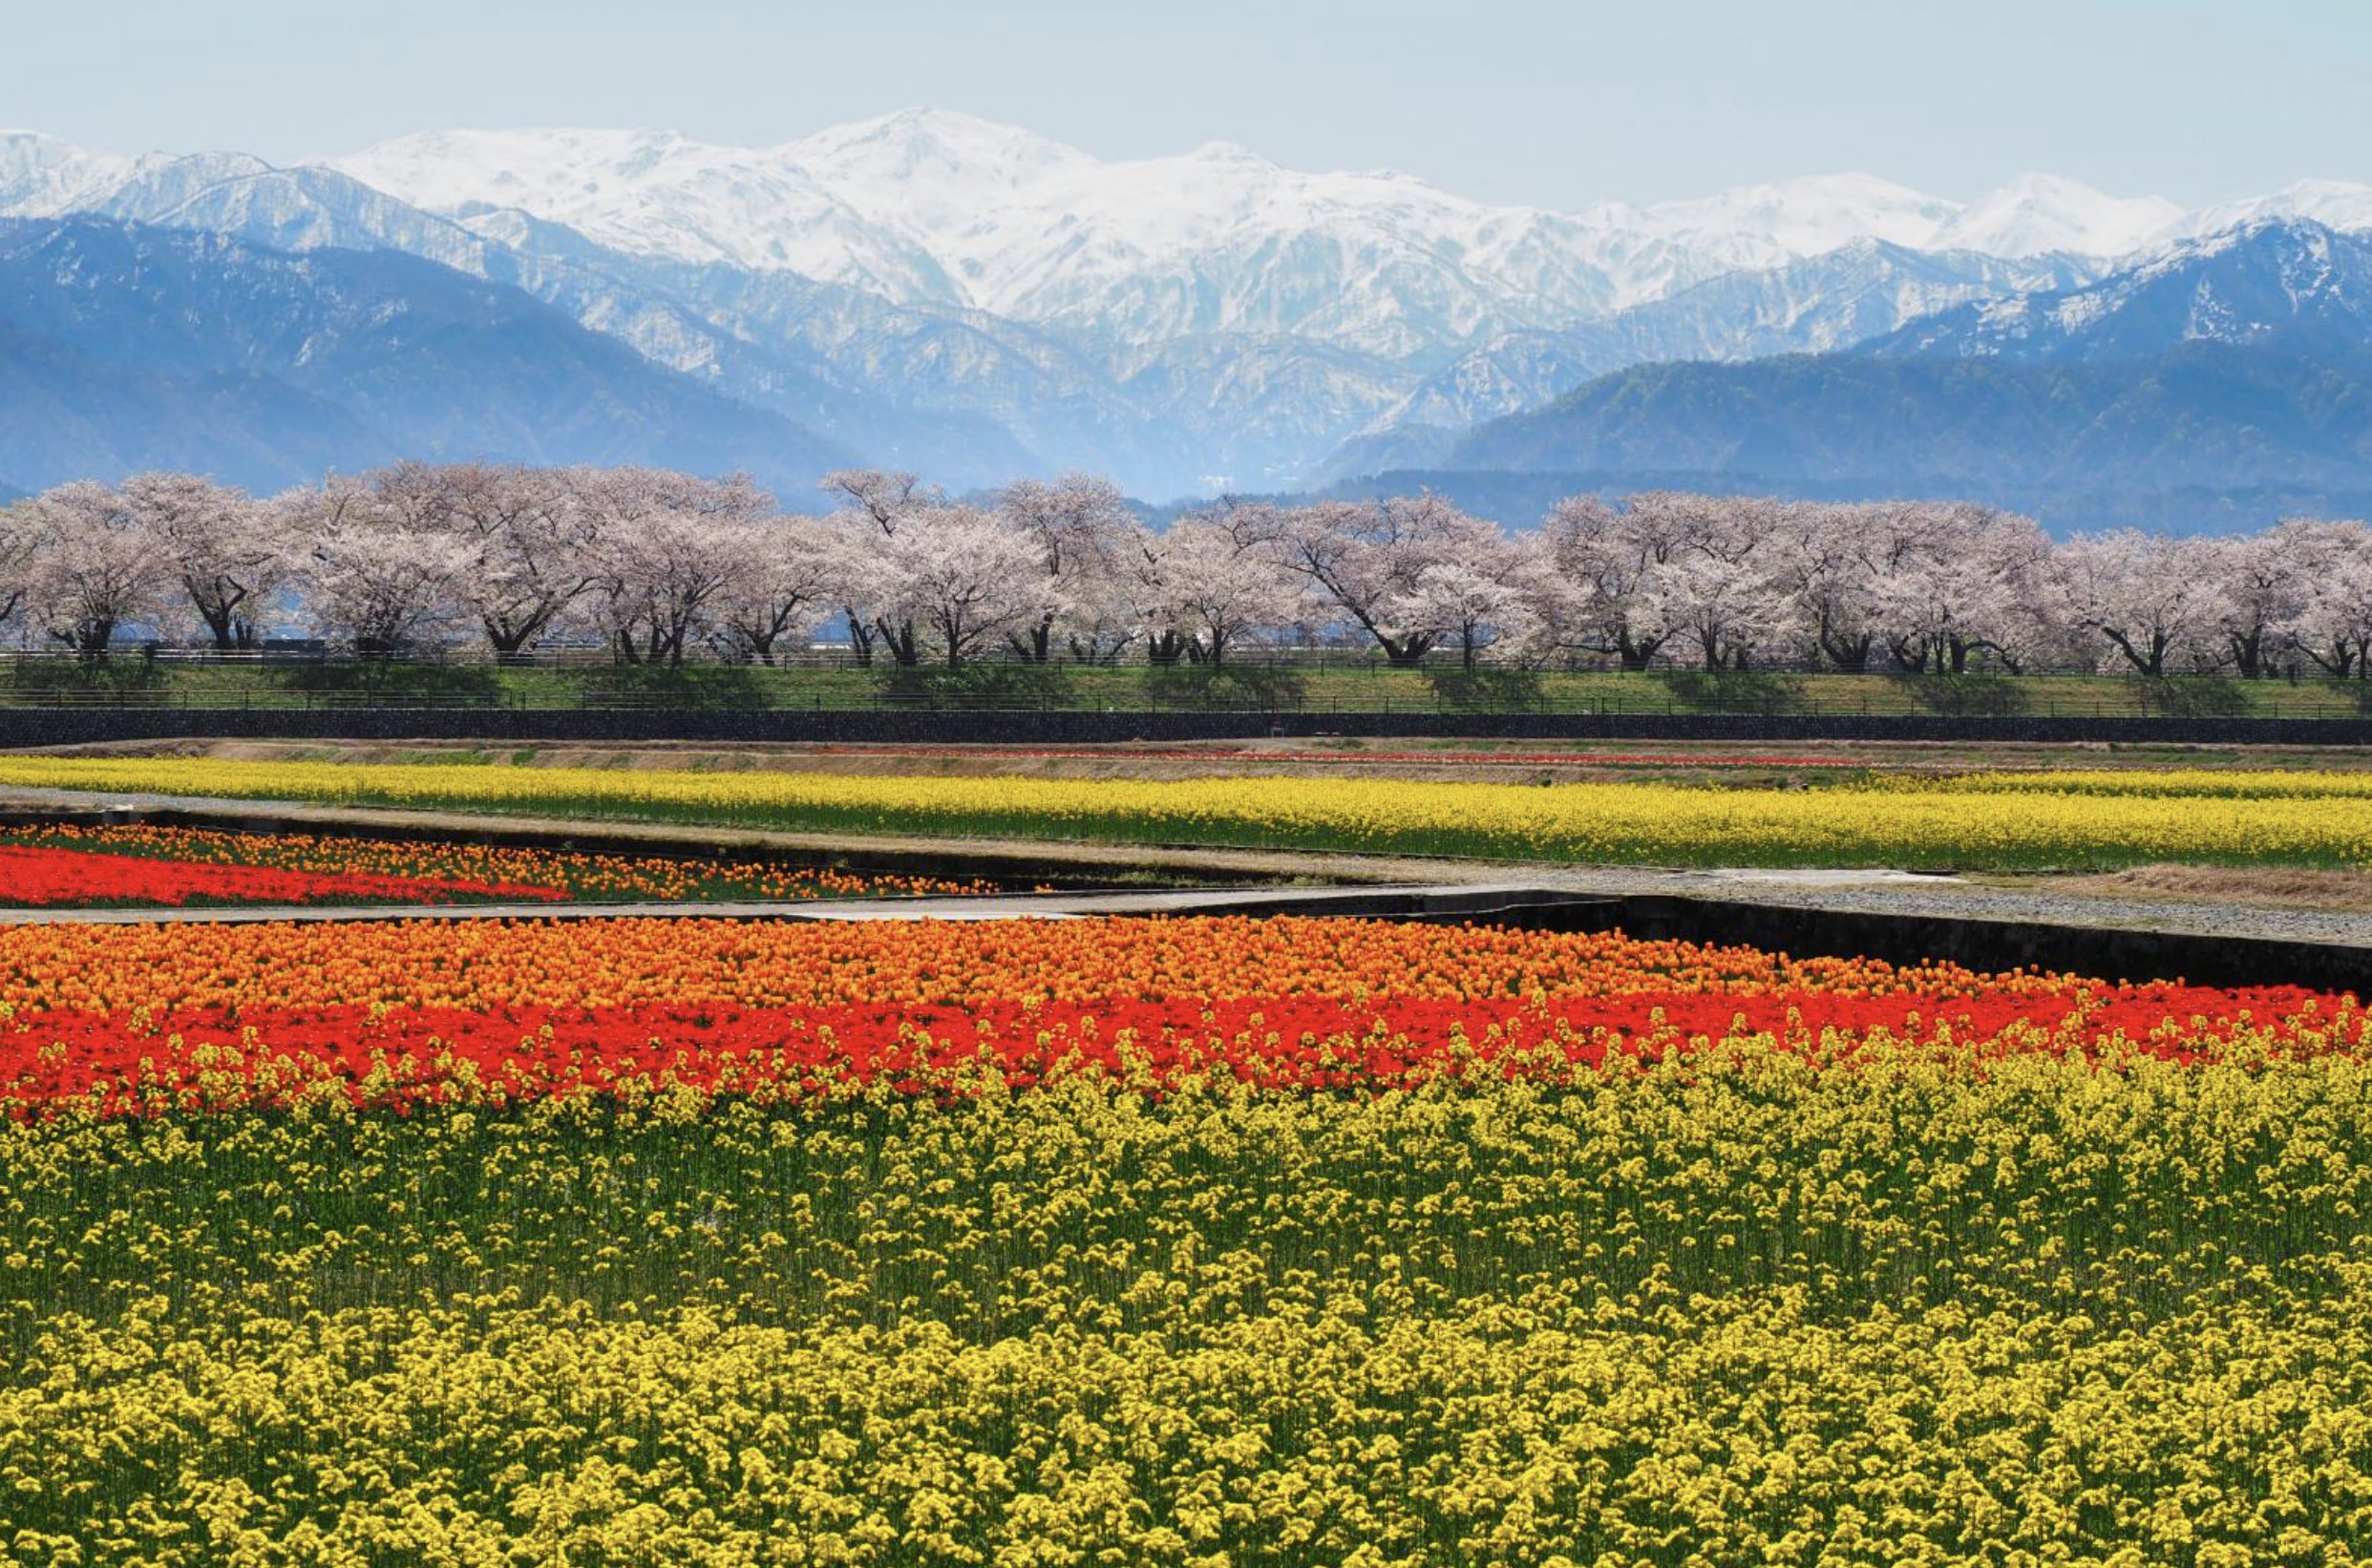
2,915,2368,1563
5,753,2372,868
7,1042,2371,1566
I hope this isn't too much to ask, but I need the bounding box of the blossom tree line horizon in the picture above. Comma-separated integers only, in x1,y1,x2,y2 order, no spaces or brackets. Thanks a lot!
3,463,2370,679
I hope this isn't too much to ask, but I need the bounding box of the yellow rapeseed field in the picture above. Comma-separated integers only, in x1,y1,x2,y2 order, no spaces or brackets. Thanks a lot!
7,1041,2372,1565
3,753,2372,868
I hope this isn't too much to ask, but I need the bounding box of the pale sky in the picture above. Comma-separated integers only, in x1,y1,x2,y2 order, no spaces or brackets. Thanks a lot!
15,0,2372,207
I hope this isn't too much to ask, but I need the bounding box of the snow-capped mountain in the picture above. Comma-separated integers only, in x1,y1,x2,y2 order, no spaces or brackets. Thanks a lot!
1611,173,1958,273
1354,240,2100,443
337,113,1643,358
337,126,960,302
8,112,2372,500
0,216,849,494
1866,219,2372,361
0,130,142,215
1930,172,2181,259
325,113,2205,364
2165,180,2372,244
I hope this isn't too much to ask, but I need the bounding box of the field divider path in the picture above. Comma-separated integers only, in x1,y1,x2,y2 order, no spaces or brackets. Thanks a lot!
6,783,2372,986
0,881,1605,927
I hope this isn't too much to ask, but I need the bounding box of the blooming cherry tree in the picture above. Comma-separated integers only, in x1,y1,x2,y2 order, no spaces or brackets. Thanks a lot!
14,481,173,656
580,469,772,666
709,514,842,665
1279,493,1499,666
1141,514,1308,666
996,472,1137,662
120,473,284,649
1381,532,1551,670
286,479,476,655
2057,529,2227,675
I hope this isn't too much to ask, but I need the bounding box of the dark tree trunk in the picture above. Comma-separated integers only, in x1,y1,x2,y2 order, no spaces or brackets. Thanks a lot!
1616,631,1665,671
2228,629,2265,678
1819,631,1872,673
844,612,875,668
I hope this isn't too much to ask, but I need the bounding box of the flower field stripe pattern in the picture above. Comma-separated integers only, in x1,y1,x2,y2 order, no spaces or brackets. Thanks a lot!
0,841,564,907
9,753,2372,869
0,822,999,906
7,1017,2372,1558
1904,766,2372,798
0,916,2361,1116
786,744,1877,769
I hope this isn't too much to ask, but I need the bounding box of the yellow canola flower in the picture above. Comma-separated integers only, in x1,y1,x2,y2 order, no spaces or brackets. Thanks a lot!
2,1041,2371,1563
1883,766,2372,800
4,753,2372,868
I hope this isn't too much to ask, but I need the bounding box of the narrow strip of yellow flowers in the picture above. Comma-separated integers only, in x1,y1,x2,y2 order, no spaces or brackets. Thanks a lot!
5,1038,2372,1565
1898,767,2372,799
6,753,2372,868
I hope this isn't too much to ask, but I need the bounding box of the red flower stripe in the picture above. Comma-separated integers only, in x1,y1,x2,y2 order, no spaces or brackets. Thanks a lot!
4,983,2356,1116
0,844,565,908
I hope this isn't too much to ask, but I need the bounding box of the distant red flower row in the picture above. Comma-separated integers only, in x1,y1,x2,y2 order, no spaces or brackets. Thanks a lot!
4,983,2355,1114
797,745,1867,769
0,844,565,908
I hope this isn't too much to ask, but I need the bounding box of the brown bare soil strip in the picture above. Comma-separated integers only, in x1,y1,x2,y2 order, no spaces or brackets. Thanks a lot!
2037,864,2372,913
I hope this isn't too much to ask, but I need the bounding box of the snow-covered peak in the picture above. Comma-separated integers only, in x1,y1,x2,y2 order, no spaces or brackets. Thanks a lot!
34,109,2342,367
2169,179,2372,243
330,127,712,215
0,131,139,216
1182,140,1274,167
1935,172,2181,259
329,126,958,297
776,107,1091,234
1630,173,1957,269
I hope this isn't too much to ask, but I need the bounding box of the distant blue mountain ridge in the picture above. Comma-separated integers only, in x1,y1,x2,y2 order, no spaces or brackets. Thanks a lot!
1376,221,2372,530
3,193,2372,529
0,218,849,496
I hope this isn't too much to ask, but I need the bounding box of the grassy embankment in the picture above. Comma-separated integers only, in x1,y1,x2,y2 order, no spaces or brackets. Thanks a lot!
9,658,2372,717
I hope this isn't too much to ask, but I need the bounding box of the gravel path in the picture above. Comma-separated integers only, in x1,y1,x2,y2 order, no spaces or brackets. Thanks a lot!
3,783,2367,947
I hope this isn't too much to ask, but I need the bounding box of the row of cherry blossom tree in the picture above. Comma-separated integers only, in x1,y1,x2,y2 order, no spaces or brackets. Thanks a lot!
5,464,2372,678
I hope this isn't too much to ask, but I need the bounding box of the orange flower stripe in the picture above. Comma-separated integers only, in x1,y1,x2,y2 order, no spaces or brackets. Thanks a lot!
0,915,2361,1116
0,914,2061,1015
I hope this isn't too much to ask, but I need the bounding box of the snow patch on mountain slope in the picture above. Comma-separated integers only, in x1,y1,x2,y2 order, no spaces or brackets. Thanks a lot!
2169,180,2372,242
324,118,2186,361
1619,173,1955,270
0,132,143,216
331,125,961,301
1933,173,2180,258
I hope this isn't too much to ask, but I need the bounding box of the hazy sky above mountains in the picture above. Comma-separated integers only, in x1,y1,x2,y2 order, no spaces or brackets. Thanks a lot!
20,0,2368,206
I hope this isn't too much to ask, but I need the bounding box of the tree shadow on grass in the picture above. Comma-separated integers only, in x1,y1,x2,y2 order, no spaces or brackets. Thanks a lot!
875,663,1079,710
1142,665,1307,711
2130,677,2246,718
276,661,505,706
1426,667,1543,711
571,665,773,710
1884,672,2030,717
1660,669,1809,713
8,656,170,699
